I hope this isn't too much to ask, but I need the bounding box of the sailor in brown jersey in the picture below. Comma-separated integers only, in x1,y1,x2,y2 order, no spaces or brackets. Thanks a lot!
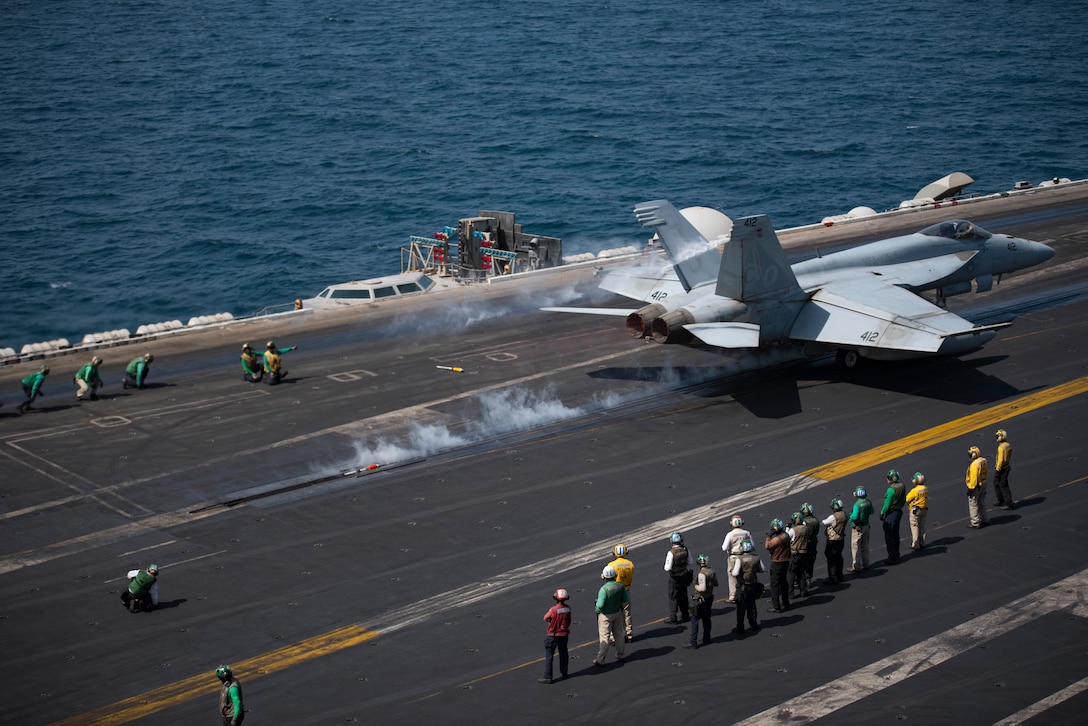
786,511,811,597
764,518,791,613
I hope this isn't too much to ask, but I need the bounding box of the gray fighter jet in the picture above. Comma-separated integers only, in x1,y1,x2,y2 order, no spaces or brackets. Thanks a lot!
545,200,1055,367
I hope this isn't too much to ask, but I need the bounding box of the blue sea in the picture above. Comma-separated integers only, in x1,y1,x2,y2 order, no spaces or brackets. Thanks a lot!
2,0,1086,349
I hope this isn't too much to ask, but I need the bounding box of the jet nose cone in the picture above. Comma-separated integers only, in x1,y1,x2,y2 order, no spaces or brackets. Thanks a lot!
1029,239,1056,265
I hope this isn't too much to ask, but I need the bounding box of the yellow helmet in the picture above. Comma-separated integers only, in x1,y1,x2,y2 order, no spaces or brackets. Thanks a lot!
613,544,627,558
995,429,1007,442
968,446,981,459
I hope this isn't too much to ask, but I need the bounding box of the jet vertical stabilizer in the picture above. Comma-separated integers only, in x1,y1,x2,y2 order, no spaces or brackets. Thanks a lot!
634,200,721,292
717,215,804,303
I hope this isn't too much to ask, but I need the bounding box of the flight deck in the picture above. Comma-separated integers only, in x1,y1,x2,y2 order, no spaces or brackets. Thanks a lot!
2,185,1088,725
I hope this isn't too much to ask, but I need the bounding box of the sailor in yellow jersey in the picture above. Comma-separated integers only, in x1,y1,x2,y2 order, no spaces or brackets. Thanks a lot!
966,446,989,528
607,544,635,642
993,429,1015,510
905,472,929,550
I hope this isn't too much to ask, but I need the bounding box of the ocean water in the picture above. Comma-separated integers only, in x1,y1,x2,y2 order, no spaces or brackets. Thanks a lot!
2,0,1086,349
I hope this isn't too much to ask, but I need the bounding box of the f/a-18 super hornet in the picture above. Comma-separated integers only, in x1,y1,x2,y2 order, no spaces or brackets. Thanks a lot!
544,200,1055,367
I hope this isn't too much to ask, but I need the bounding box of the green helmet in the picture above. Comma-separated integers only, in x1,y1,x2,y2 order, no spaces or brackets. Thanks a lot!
696,554,709,567
770,518,784,532
801,502,814,516
886,469,900,483
215,664,232,678
830,497,844,511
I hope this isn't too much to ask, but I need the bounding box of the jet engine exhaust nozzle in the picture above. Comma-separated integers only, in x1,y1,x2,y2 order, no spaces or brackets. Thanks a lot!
626,303,667,338
651,309,696,344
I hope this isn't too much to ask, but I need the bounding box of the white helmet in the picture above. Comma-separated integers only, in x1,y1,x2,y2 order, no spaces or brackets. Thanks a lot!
731,515,744,528
601,565,617,580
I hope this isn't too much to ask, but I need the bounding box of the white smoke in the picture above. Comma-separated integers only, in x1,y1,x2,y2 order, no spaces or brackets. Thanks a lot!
350,385,591,469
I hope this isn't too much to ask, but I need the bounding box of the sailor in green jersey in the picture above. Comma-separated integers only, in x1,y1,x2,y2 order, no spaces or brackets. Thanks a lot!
848,486,875,574
607,543,635,642
880,469,907,564
593,565,628,666
122,353,153,389
239,343,264,383
216,664,245,725
17,365,49,413
74,356,104,400
121,564,158,612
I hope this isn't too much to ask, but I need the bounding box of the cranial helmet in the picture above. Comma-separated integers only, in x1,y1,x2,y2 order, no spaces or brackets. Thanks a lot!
601,565,617,580
770,518,784,532
791,512,803,524
91,356,102,365
912,472,926,485
731,516,744,528
995,429,1007,442
143,353,154,362
800,502,814,516
242,343,252,351
553,588,569,602
969,446,981,459
886,469,901,483
696,554,709,567
854,486,867,498
670,532,683,545
830,497,844,511
613,544,627,557
216,664,232,679
40,365,50,374
147,564,159,575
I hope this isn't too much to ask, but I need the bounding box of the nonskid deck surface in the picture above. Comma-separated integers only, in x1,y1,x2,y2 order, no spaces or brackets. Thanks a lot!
2,189,1088,725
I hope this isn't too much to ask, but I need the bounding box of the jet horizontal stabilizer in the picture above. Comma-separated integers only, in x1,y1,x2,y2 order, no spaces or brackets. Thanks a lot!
684,322,762,349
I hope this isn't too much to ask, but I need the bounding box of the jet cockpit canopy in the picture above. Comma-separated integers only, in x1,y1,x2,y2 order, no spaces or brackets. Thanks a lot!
919,219,991,241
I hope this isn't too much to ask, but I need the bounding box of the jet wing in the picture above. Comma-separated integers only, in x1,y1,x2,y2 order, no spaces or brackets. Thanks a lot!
540,306,634,316
790,278,987,353
597,265,685,302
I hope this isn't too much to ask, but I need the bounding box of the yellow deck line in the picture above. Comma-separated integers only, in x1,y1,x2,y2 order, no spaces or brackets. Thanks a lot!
50,625,377,726
803,375,1088,481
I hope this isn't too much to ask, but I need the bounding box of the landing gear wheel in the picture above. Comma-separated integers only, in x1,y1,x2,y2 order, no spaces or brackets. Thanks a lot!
837,349,861,370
